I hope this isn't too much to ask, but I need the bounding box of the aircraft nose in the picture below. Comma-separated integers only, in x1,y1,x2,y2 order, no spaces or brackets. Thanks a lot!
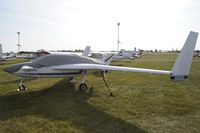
4,63,31,74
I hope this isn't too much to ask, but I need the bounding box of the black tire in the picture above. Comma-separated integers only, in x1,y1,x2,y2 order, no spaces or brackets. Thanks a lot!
21,85,26,91
79,83,87,91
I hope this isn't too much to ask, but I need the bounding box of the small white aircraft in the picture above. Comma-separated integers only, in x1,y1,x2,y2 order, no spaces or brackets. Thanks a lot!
90,49,139,61
111,50,139,61
117,48,140,59
0,44,16,60
4,31,198,96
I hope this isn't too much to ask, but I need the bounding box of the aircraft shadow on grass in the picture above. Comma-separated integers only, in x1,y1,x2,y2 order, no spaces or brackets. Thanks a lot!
0,78,37,85
0,79,147,133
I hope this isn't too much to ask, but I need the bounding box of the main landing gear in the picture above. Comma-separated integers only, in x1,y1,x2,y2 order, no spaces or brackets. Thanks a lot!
79,83,87,91
79,71,88,91
17,79,27,92
100,71,114,97
78,70,114,96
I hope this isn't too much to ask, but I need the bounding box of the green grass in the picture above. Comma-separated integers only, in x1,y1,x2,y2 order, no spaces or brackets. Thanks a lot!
0,54,200,133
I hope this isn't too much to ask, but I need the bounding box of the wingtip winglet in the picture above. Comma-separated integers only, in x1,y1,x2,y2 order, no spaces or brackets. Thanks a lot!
170,31,199,81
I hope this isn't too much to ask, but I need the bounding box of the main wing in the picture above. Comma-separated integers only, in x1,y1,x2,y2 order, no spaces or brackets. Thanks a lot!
53,64,171,75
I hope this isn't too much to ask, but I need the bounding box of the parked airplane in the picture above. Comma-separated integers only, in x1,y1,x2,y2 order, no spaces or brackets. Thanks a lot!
90,48,140,61
4,31,198,96
117,48,140,59
0,44,14,61
1,53,16,61
112,50,139,61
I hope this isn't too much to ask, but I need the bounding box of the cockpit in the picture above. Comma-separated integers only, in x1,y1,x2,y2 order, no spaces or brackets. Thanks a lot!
31,54,99,67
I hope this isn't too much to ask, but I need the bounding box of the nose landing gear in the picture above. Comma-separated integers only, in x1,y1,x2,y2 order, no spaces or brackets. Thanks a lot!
17,79,27,92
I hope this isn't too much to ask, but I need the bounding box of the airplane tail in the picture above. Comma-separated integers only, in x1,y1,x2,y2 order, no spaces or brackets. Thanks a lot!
103,54,115,65
82,46,91,56
170,31,198,81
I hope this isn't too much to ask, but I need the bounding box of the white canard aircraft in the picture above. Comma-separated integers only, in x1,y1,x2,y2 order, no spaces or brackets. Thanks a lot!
4,31,198,95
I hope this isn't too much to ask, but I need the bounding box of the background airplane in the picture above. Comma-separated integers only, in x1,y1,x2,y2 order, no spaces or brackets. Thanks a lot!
0,45,16,61
4,31,198,96
82,46,91,57
90,48,140,61
111,49,140,61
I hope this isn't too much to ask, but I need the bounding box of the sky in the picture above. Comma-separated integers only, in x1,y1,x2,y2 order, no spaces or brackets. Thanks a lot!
0,0,200,52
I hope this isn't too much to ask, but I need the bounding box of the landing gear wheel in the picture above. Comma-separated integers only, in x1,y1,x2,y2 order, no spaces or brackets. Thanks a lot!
17,80,27,92
79,83,88,91
17,84,26,92
21,84,26,91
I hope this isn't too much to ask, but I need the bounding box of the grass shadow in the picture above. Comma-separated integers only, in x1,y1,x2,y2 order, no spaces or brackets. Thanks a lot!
0,79,147,133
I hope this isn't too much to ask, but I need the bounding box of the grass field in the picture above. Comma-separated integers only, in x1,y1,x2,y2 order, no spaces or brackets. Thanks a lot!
0,53,200,133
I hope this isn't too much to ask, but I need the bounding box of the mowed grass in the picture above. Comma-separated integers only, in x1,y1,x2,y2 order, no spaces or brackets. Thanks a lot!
0,53,200,133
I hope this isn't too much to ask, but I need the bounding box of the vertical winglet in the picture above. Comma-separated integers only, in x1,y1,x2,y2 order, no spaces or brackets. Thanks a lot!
170,31,198,81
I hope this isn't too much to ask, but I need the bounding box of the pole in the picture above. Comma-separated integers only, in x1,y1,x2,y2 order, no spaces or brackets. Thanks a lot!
0,44,2,57
17,32,20,53
117,22,120,52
